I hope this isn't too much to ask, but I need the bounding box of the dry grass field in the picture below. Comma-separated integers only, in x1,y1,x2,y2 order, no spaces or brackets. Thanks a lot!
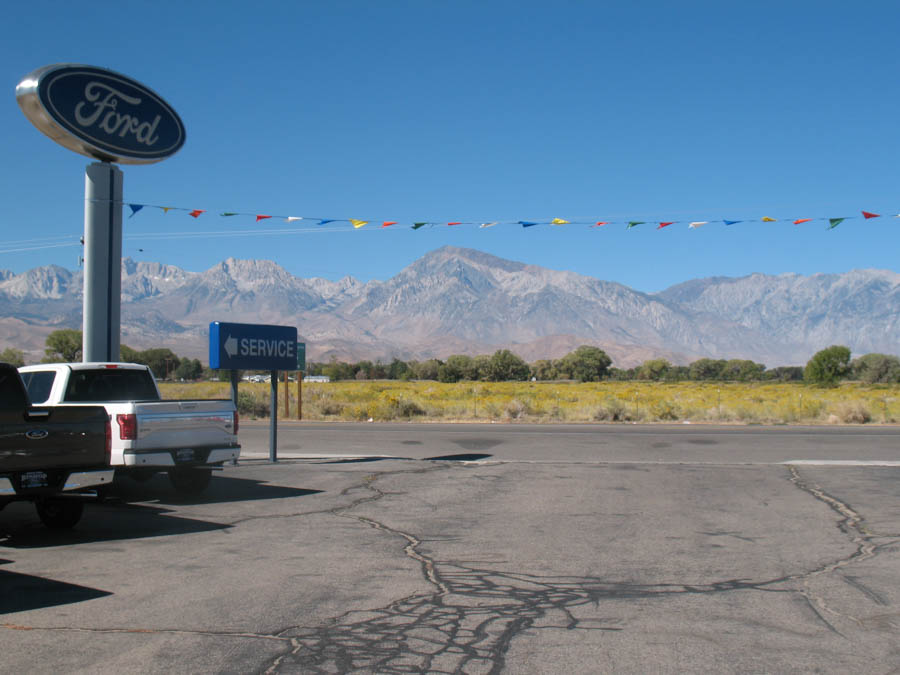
158,380,900,425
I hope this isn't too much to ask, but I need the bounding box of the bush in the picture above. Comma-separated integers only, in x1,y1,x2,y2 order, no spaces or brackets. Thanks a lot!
593,397,629,421
503,399,531,419
832,401,872,424
237,390,269,418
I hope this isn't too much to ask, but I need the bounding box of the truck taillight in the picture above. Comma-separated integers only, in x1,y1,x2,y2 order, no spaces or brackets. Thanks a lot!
233,411,239,434
105,418,112,462
117,413,137,440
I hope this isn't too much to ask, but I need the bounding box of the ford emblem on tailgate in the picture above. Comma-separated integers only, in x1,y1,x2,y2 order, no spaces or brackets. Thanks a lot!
16,64,185,164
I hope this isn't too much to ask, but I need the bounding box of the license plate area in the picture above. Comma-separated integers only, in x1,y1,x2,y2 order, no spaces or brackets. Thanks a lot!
175,449,195,463
21,471,49,489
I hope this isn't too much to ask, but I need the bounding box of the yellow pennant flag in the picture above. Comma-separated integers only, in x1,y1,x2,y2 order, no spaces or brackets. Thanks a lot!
761,217,777,222
551,218,569,225
350,219,368,229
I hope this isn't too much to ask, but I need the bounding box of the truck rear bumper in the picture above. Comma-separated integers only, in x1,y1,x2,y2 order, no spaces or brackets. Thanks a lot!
122,446,241,467
0,469,114,496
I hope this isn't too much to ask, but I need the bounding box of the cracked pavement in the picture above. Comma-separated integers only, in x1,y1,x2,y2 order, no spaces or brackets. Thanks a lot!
1,424,899,673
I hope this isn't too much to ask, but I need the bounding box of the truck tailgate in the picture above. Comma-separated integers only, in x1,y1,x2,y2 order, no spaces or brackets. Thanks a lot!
0,406,109,472
130,400,236,450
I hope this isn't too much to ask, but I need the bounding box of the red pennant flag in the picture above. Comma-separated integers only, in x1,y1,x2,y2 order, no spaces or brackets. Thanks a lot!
593,221,608,227
657,222,674,229
793,218,812,225
862,211,881,219
256,215,272,222
382,221,397,228
447,222,462,226
189,209,205,218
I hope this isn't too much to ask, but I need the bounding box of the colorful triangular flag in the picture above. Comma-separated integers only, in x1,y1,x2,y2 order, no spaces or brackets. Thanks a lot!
447,222,462,226
479,222,498,228
128,204,144,218
657,222,674,229
793,218,812,225
593,221,608,227
220,212,239,217
256,215,272,222
350,219,368,229
828,218,845,229
688,221,708,229
318,219,337,225
382,221,397,228
626,221,644,229
761,217,776,222
520,221,538,227
285,216,302,222
862,211,880,219
412,222,427,229
189,209,205,218
551,218,569,225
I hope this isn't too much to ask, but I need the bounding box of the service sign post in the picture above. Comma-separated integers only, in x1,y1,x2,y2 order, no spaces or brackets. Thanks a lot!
16,64,185,362
209,322,300,462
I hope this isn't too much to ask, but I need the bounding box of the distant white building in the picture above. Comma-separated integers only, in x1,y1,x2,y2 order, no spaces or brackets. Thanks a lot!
303,375,330,383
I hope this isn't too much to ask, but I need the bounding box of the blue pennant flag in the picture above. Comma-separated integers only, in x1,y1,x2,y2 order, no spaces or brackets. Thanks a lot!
128,204,144,218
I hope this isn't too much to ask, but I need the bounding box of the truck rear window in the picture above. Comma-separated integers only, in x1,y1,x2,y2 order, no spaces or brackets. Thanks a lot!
64,369,160,402
20,371,55,404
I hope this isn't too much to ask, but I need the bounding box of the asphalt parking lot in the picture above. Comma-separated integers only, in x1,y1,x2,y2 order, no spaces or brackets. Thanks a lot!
2,423,899,673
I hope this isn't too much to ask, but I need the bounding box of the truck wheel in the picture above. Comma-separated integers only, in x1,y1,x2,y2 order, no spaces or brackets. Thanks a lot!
168,468,212,496
36,499,84,529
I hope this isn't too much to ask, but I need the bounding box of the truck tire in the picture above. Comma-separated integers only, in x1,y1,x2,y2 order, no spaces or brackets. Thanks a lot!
168,468,212,496
36,498,84,529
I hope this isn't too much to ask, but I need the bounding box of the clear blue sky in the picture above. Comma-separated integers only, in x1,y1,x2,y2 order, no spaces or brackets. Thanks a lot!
2,1,898,293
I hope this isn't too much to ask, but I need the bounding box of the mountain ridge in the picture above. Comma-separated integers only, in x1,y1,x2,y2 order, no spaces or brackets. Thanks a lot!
1,246,898,368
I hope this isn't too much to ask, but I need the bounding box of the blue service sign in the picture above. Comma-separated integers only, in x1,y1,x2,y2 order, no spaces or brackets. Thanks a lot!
209,322,299,371
16,64,185,165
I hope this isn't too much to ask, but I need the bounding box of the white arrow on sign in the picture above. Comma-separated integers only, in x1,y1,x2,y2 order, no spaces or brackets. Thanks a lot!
224,335,238,358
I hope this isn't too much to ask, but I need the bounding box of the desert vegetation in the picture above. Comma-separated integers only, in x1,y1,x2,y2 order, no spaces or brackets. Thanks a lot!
13,331,900,424
159,379,900,425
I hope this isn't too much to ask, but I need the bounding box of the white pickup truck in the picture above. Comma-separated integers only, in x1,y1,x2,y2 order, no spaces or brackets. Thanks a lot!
18,362,240,495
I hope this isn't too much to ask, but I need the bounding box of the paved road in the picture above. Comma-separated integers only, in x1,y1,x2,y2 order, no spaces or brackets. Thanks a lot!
2,423,899,673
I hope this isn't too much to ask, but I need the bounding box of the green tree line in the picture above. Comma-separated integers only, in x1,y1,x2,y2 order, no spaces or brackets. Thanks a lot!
3,332,899,386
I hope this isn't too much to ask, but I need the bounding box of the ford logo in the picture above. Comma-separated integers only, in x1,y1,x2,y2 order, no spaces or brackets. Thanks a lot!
16,64,185,165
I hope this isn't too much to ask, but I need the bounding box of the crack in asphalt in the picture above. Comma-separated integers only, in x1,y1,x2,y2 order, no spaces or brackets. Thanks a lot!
785,465,899,635
261,461,894,674
4,461,896,673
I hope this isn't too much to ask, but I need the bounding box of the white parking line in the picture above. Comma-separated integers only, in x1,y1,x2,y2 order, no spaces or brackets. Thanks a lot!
783,460,900,466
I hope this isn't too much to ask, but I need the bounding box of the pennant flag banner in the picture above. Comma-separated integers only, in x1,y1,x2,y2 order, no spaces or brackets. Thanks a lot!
118,203,898,236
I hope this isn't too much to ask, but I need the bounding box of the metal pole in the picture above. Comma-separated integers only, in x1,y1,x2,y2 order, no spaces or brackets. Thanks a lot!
297,372,302,420
284,371,289,418
230,370,239,406
269,370,278,462
83,162,123,362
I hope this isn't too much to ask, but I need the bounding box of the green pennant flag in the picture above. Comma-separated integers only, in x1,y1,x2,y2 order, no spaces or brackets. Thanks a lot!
220,212,239,217
412,222,427,230
827,218,845,229
627,221,645,229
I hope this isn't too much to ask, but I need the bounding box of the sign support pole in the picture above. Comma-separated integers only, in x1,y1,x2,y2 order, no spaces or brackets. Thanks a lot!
230,369,239,406
82,162,123,362
269,370,278,462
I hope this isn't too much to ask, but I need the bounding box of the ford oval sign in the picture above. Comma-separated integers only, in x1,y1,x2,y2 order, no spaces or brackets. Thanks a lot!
16,64,185,164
